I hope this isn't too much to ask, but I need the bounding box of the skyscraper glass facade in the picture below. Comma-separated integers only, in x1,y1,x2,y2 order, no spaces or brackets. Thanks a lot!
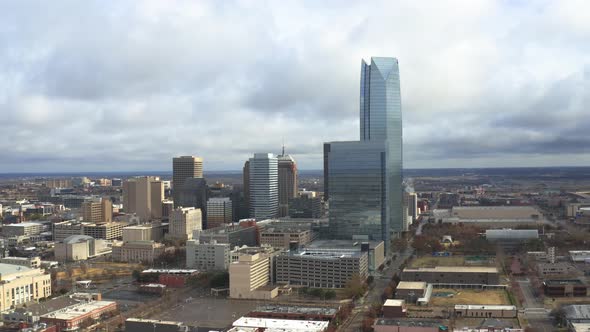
325,57,403,248
249,153,279,220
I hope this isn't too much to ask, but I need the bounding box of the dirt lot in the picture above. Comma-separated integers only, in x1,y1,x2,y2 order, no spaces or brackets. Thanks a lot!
410,256,466,267
54,262,144,284
429,288,511,306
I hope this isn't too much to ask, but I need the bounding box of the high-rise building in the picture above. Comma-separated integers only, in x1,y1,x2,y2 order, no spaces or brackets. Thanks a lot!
242,161,250,216
172,156,203,203
248,153,279,220
277,147,298,217
324,57,403,248
176,178,208,224
81,197,112,224
123,177,164,222
207,197,233,229
169,207,202,240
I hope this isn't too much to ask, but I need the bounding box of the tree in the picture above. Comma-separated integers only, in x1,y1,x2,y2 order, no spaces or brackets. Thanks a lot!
210,272,229,288
324,290,336,300
131,270,141,281
344,274,366,299
310,288,324,298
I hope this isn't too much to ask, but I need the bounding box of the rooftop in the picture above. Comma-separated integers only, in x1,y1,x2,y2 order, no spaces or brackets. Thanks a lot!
403,266,498,273
564,305,590,320
307,239,384,250
545,279,585,286
41,301,116,320
396,281,428,290
288,248,364,259
384,299,405,307
251,305,338,316
373,319,444,328
451,206,542,220
233,317,329,332
455,305,516,310
0,263,33,276
4,222,43,228
142,269,198,274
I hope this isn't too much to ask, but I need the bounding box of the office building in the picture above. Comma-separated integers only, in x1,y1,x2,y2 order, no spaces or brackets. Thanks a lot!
229,250,278,300
436,206,543,226
195,222,258,248
123,176,164,222
172,156,203,203
401,266,499,285
81,197,112,224
307,239,385,272
207,197,233,228
83,222,124,240
186,239,231,271
324,57,403,247
168,207,202,240
122,223,165,242
112,241,166,263
0,256,41,269
175,178,208,224
0,264,52,312
260,228,312,249
53,220,84,242
289,196,323,219
2,222,43,237
248,153,279,219
276,248,369,288
161,200,174,220
278,149,298,217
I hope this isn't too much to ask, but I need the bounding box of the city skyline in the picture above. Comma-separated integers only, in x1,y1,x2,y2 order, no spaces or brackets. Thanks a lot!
2,1,590,172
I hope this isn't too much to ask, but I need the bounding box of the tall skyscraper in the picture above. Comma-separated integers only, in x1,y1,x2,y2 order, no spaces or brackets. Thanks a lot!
172,156,203,203
206,197,233,228
123,176,164,222
248,153,279,220
277,146,298,217
324,57,403,248
242,160,250,216
176,177,208,226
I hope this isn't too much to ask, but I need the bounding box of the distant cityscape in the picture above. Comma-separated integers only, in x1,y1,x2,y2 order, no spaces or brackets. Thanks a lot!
0,56,590,332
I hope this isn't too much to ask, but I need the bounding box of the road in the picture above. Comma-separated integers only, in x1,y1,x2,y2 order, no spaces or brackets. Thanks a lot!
517,278,554,331
342,245,414,331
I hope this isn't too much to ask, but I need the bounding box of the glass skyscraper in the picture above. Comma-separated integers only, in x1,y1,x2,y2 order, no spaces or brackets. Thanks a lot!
325,57,403,248
248,153,279,220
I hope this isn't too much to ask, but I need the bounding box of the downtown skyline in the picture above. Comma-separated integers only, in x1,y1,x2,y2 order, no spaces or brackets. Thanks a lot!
1,1,590,172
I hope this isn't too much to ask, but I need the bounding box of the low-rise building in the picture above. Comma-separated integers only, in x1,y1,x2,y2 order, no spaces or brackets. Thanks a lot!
570,251,590,263
306,239,385,271
125,318,190,332
112,241,167,263
40,301,117,332
454,305,517,318
537,262,579,277
543,279,590,297
394,281,428,303
168,207,202,240
3,222,44,237
186,239,230,271
246,305,338,321
0,264,52,311
401,266,499,285
140,269,199,288
83,222,124,240
195,222,258,248
52,220,84,242
260,227,312,249
230,249,279,300
231,317,329,332
122,223,166,242
54,235,110,262
0,256,41,269
383,299,407,318
373,319,443,332
275,248,369,288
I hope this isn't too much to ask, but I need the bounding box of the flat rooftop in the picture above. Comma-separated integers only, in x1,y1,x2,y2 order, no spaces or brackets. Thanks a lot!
233,317,329,332
142,269,198,274
545,279,585,286
307,239,383,250
451,206,541,220
288,248,364,259
251,305,338,316
373,319,443,328
396,281,428,290
455,305,516,310
403,266,498,273
41,301,116,320
384,299,405,307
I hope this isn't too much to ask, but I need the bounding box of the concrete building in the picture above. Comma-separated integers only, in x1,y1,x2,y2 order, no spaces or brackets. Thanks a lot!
52,220,84,242
485,229,539,241
168,207,202,240
394,281,428,303
2,222,44,237
248,153,279,220
54,235,110,262
246,305,338,321
373,319,443,332
278,150,298,217
439,206,543,226
288,196,323,219
161,200,174,220
123,176,164,222
40,301,117,332
243,160,251,217
195,222,258,248
172,155,203,204
186,239,230,271
537,262,578,277
306,239,385,272
276,248,369,288
0,256,41,269
570,251,590,262
325,57,404,249
401,266,499,285
454,305,517,318
229,249,279,300
82,222,124,240
112,241,166,263
175,178,208,225
383,299,407,318
207,197,233,228
81,197,112,224
0,264,52,311
260,228,312,249
122,223,166,242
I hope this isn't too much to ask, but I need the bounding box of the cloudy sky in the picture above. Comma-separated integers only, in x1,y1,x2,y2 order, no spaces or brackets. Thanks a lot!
1,0,589,172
